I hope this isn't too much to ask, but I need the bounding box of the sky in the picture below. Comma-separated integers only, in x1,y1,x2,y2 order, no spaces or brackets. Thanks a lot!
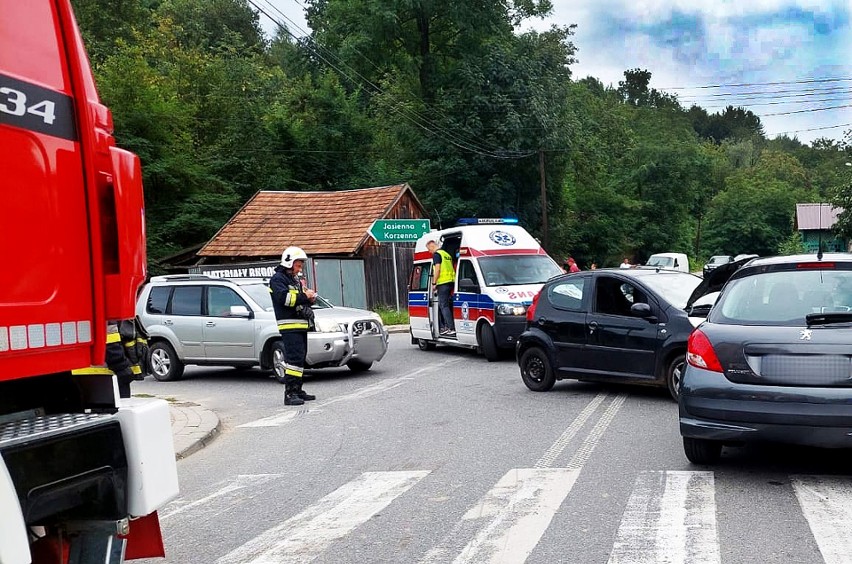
260,0,851,145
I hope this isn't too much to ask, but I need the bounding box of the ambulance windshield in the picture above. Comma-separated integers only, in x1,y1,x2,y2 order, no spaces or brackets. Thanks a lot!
478,256,562,287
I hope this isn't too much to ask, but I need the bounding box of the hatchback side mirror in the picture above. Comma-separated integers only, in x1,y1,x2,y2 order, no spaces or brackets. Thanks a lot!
630,302,656,322
230,305,252,318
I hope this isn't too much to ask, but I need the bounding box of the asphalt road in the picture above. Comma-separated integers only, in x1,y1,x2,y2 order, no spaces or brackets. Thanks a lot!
135,334,852,564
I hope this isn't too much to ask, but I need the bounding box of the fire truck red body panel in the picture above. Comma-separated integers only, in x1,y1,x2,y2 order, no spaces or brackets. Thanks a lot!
0,0,146,381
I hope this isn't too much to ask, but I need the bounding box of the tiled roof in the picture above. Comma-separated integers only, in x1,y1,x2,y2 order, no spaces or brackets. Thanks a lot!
796,203,841,231
199,184,422,257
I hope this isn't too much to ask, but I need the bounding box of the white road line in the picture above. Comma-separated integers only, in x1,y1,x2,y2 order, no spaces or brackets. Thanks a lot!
422,393,623,564
567,393,627,470
421,468,580,564
792,475,852,564
217,470,430,564
239,358,463,428
607,471,720,564
534,391,608,468
160,474,283,521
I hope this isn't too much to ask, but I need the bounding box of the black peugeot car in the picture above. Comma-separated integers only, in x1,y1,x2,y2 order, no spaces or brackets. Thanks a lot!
516,267,706,400
680,253,852,464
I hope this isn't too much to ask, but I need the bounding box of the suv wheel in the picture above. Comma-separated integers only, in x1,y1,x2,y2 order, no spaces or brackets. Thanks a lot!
347,359,373,372
271,341,287,384
683,437,722,465
149,341,184,382
519,347,555,392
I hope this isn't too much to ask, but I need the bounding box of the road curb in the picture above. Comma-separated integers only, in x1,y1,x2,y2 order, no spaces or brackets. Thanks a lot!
385,324,410,334
165,401,222,460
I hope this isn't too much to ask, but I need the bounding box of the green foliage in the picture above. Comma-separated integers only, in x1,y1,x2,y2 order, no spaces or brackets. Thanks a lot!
778,232,806,255
373,306,409,326
70,0,849,269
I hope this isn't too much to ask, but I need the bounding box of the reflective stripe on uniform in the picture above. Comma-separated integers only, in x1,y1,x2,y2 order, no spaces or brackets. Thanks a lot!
284,289,299,306
285,368,303,377
278,321,309,330
71,367,113,375
106,332,121,344
130,365,142,375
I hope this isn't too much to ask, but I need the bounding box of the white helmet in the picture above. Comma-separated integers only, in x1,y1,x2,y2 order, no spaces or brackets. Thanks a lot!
280,246,308,268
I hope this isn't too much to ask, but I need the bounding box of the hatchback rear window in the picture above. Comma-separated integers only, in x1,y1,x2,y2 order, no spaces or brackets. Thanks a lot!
711,269,852,325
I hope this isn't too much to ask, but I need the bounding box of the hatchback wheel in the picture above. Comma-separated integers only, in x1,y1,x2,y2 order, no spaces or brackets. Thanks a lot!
149,341,184,382
666,354,686,401
683,437,722,465
519,347,555,392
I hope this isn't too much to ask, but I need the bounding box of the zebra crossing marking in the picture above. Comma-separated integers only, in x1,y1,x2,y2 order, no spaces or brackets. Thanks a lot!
607,471,720,564
792,475,852,564
216,470,429,564
420,468,580,564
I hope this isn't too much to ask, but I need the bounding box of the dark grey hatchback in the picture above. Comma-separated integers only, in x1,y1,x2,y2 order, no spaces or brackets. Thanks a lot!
680,253,852,464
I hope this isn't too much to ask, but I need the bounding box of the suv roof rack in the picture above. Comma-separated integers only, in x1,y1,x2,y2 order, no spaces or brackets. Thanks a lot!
150,274,214,282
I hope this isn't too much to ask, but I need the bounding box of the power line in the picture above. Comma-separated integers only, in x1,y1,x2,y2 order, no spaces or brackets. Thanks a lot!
776,122,852,136
662,76,852,91
763,104,852,117
252,0,535,159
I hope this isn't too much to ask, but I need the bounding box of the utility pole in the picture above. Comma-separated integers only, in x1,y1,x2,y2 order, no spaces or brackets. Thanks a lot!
539,149,548,249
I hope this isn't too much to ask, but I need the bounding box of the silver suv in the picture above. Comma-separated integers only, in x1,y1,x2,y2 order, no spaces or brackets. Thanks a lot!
136,275,388,381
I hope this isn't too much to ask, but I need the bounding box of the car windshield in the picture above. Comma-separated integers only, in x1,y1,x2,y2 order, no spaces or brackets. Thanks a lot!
241,283,332,311
638,272,702,309
709,256,729,265
647,256,674,267
711,269,852,326
477,255,563,287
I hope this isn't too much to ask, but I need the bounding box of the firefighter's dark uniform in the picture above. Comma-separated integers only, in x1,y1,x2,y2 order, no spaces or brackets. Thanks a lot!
72,320,148,398
270,265,315,405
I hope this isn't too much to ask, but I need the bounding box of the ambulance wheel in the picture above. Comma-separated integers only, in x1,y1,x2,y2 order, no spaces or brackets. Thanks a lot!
149,341,184,382
478,324,499,362
418,339,436,351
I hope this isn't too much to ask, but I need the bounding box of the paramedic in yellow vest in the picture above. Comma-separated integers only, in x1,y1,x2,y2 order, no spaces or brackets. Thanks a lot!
428,239,456,336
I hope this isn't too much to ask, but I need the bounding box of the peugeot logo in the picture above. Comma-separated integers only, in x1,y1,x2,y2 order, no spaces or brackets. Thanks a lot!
800,329,812,341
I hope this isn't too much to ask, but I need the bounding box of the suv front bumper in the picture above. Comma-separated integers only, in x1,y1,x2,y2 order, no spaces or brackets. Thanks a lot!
306,320,388,367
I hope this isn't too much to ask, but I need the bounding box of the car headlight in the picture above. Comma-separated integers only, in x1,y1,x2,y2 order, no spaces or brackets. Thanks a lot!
496,303,526,316
314,318,345,333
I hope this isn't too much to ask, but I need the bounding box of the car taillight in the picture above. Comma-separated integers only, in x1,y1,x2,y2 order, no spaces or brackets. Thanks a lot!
526,291,541,323
687,329,723,373
797,262,835,270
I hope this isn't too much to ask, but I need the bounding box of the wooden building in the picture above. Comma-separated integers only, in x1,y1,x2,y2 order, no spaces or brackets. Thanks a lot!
795,203,849,253
196,184,428,309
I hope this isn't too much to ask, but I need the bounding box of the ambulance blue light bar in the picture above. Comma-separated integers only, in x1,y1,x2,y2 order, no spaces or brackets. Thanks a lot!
456,218,519,226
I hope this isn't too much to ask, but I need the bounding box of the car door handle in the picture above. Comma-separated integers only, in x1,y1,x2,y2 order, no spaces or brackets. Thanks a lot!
205,321,216,327
163,320,173,326
588,321,598,334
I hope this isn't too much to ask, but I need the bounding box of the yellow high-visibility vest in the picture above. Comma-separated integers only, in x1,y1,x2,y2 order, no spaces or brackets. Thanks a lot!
435,250,455,286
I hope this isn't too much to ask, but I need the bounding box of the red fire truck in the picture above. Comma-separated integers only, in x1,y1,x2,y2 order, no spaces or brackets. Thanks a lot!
0,1,178,562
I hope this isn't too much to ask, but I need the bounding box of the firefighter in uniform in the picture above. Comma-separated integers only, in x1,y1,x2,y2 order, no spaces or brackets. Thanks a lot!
270,246,317,406
72,319,149,398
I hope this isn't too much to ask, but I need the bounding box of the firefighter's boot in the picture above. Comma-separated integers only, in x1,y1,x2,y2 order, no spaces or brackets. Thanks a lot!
284,384,305,406
296,381,316,401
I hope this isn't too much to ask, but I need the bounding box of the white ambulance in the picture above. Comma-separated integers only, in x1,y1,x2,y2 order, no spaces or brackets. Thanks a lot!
409,219,562,360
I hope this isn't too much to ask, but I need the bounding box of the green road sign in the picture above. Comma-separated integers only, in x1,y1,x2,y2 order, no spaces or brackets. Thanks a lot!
368,219,431,243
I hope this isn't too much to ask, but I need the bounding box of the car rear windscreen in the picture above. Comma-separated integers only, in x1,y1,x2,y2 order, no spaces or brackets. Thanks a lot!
712,269,852,325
